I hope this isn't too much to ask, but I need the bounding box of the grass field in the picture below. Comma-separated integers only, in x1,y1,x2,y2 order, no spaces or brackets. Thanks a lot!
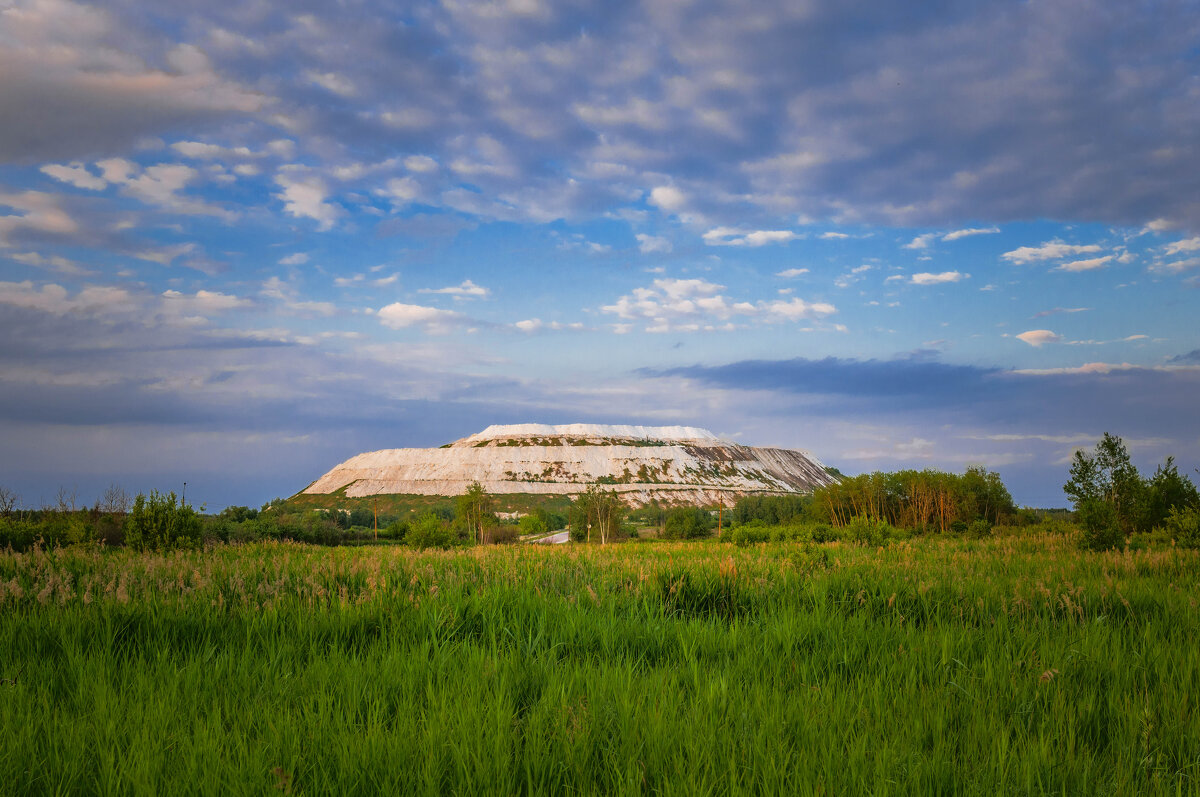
2,533,1198,795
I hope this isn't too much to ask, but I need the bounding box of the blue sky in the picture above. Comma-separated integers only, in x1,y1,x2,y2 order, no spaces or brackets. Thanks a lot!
1,0,1198,509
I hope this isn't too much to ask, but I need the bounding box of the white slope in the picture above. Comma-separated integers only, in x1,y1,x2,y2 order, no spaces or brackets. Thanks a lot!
463,424,721,443
302,424,837,505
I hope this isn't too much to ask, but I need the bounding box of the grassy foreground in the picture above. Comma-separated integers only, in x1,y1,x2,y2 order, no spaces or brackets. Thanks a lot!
1,535,1198,795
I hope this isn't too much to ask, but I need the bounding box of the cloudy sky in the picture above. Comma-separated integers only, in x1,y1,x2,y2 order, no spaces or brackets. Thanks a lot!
2,0,1198,509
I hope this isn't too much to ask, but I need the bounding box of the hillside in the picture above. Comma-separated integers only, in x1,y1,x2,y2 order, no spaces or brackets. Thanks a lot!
302,424,837,505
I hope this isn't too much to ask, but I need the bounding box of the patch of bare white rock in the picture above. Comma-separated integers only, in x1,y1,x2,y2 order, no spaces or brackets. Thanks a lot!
304,424,837,506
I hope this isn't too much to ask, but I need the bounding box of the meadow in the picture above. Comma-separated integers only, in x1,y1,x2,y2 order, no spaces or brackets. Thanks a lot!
1,532,1198,795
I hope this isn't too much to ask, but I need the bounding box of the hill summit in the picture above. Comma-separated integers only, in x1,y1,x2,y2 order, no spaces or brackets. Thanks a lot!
303,423,837,505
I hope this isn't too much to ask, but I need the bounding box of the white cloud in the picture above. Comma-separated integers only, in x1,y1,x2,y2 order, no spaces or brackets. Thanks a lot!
274,173,340,230
160,289,250,317
39,162,106,190
170,141,256,160
601,277,834,332
8,251,93,276
776,268,809,278
910,271,967,285
1164,237,1200,256
648,186,686,212
0,190,80,244
377,176,421,205
404,155,439,173
703,227,798,247
820,232,850,240
305,70,357,97
278,253,309,266
636,233,672,254
1056,255,1113,272
1001,241,1103,264
377,302,463,333
903,233,936,250
1149,257,1200,274
942,226,999,241
1016,329,1063,347
418,279,490,299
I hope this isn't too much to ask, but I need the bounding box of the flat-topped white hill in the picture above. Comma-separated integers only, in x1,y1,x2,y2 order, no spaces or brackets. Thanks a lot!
303,423,837,505
463,424,720,443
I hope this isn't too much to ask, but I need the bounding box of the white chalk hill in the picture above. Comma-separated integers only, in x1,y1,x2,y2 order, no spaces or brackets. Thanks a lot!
304,424,837,505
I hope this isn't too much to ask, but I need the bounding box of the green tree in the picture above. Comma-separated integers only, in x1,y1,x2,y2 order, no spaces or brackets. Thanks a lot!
1064,433,1144,534
1142,457,1200,530
518,514,548,537
575,486,623,544
124,490,202,551
456,482,494,545
661,506,715,539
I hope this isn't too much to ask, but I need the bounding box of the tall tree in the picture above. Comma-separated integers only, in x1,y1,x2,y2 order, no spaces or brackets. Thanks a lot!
1063,433,1144,533
456,481,494,544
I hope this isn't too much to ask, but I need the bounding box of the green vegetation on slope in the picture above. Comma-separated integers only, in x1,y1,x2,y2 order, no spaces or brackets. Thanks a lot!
1,535,1198,794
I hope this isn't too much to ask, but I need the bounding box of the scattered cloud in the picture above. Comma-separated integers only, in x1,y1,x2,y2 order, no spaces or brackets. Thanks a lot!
1016,329,1063,347
1001,241,1103,265
1032,307,1089,319
1164,237,1200,256
601,278,834,333
776,268,809,278
911,271,967,285
1057,255,1113,272
377,302,464,334
703,227,800,247
942,226,1000,241
274,172,340,230
635,233,672,254
39,163,106,190
418,279,490,299
648,186,686,212
903,233,936,250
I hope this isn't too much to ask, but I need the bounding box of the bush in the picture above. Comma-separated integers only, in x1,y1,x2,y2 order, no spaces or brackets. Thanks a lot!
968,519,993,538
124,491,203,551
518,514,548,537
846,517,903,547
1164,507,1200,548
406,513,457,550
1076,498,1124,551
662,507,715,540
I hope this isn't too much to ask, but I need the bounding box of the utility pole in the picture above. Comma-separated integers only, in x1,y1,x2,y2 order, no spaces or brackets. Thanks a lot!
718,504,723,538
182,482,187,506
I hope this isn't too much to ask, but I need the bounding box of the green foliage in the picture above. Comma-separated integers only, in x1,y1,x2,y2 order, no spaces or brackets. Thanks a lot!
731,494,810,526
571,486,623,544
1065,434,1198,537
518,514,548,537
456,482,494,545
661,506,715,540
810,467,1016,533
405,512,457,550
1076,498,1124,551
123,491,202,552
1164,507,1200,548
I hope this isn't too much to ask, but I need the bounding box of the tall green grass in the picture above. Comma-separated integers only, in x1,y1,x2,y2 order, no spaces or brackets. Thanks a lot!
1,534,1197,794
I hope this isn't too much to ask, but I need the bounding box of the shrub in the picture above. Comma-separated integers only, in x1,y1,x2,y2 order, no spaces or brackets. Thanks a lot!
124,491,203,551
518,514,548,537
1076,498,1124,551
968,518,993,538
662,507,715,540
1164,507,1200,548
406,513,457,550
846,517,902,547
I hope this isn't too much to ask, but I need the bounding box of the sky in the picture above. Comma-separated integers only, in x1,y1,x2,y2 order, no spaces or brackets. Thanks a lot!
1,0,1198,510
